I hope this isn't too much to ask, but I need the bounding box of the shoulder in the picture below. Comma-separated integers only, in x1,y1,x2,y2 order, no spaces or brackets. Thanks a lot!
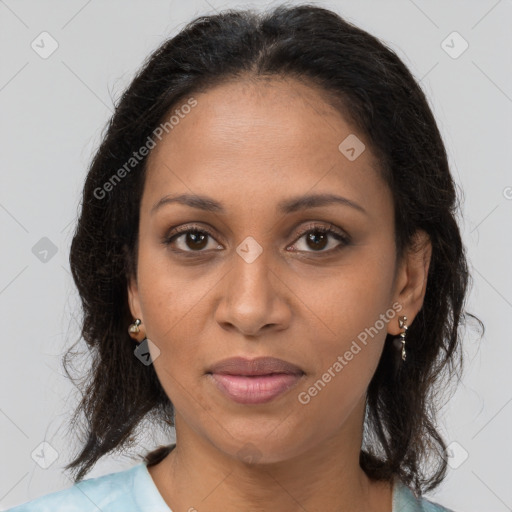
6,463,142,512
393,479,457,512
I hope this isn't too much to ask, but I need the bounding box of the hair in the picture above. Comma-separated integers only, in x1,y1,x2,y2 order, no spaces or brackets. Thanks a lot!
63,2,484,496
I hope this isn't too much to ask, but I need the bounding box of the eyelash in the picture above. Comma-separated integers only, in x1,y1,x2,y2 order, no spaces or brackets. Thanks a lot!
162,222,350,256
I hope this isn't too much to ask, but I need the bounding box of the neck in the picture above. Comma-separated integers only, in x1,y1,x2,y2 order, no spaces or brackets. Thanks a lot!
148,401,393,512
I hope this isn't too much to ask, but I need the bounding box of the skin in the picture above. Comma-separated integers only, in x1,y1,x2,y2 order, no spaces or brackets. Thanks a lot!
127,76,432,512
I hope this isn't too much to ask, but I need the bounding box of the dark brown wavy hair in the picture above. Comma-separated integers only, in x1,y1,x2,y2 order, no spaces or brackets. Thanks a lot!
62,2,484,496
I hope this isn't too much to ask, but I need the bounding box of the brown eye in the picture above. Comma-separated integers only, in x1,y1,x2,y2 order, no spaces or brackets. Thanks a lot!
305,230,329,250
179,231,209,251
288,224,350,254
163,226,222,253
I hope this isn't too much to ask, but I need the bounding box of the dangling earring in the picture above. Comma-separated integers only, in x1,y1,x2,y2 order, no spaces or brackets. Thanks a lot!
128,319,159,366
398,315,408,361
128,318,145,343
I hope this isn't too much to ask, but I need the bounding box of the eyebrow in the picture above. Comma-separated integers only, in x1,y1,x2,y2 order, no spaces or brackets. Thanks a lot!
150,192,367,216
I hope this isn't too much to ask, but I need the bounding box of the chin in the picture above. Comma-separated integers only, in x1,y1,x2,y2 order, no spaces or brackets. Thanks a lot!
210,432,310,466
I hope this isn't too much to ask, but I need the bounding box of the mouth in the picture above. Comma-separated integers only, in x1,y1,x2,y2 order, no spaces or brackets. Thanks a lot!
206,356,305,405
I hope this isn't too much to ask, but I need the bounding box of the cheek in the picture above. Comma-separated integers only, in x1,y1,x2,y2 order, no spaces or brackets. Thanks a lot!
293,247,396,349
136,241,213,340
289,248,396,410
292,309,388,443
135,249,213,397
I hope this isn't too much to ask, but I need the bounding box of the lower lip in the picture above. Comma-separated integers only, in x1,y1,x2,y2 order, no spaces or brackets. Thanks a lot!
208,373,303,404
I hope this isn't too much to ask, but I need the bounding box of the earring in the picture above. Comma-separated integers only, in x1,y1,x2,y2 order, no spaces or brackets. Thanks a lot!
398,315,408,361
128,318,146,343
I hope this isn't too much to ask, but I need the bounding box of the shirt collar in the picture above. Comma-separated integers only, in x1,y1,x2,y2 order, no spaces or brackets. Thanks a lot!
393,477,424,512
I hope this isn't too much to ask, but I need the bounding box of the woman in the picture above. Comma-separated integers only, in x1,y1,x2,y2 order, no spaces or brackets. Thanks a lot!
8,3,483,511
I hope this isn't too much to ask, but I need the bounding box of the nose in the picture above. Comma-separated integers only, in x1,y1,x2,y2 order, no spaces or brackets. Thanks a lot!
214,245,291,337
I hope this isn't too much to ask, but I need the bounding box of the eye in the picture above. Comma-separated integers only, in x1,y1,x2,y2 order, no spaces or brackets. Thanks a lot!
162,225,222,253
287,223,350,254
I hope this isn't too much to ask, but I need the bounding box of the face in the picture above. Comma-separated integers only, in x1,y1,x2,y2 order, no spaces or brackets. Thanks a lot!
128,77,431,464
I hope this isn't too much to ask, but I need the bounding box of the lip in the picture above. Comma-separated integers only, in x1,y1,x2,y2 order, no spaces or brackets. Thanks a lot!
207,356,305,405
208,356,304,376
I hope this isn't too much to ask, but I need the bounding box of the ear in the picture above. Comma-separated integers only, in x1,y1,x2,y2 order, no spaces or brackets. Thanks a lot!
387,229,432,336
127,274,144,322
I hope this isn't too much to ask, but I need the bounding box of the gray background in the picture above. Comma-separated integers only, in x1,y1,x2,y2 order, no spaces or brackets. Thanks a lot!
1,0,511,510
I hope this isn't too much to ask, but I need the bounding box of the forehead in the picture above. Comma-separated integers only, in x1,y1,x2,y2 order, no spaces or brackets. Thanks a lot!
148,76,365,159
142,77,387,216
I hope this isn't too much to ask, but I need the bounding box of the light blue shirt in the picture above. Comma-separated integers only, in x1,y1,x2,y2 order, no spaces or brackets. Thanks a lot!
6,461,455,511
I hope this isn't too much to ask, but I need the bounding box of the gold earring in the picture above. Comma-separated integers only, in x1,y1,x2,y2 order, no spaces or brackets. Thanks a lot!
398,315,408,361
128,318,145,343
